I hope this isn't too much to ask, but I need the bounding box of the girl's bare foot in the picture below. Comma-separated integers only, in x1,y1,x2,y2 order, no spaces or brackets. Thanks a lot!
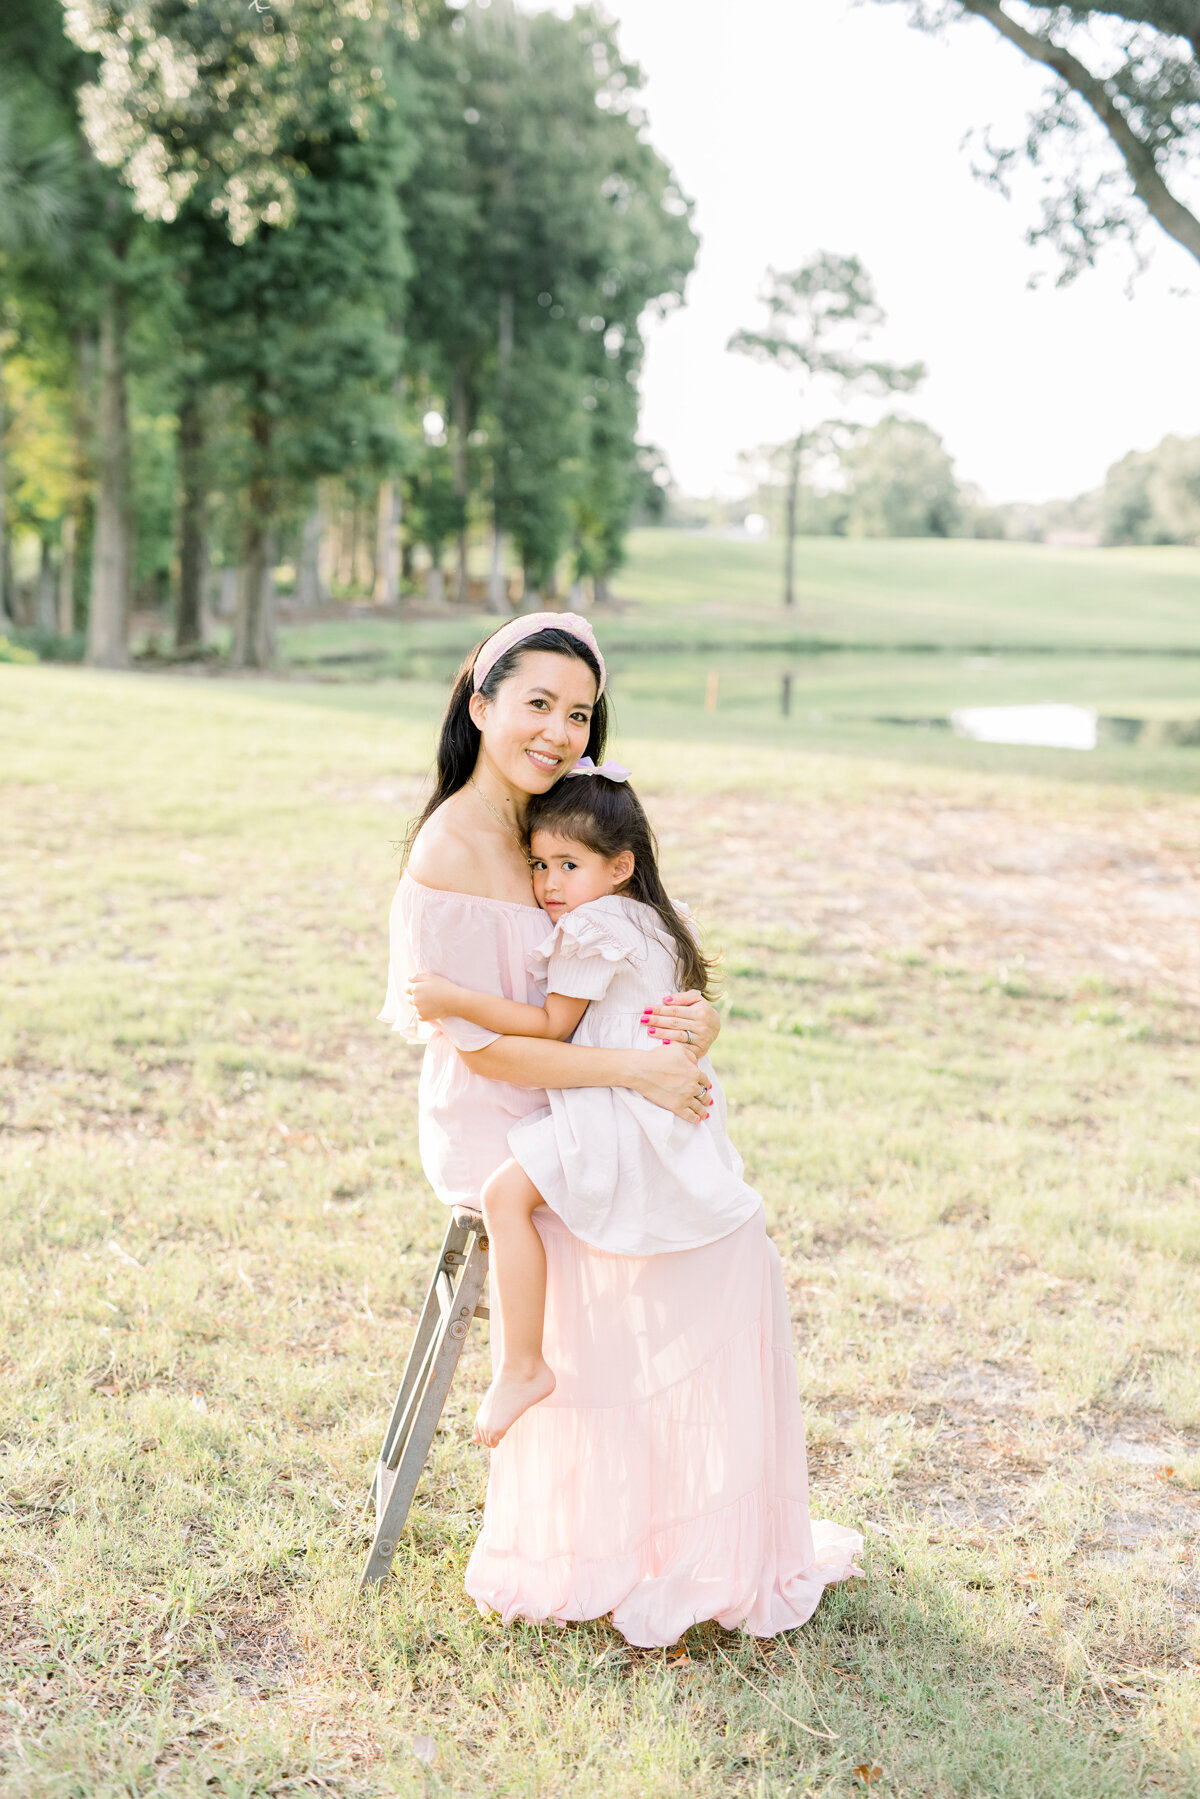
473,1363,556,1448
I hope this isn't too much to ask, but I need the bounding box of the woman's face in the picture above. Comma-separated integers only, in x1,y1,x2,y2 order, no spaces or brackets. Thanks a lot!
469,650,597,795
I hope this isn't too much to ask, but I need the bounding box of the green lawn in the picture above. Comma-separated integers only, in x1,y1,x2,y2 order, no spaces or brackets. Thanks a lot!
269,532,1200,670
264,533,1200,797
617,530,1200,651
2,663,1199,1797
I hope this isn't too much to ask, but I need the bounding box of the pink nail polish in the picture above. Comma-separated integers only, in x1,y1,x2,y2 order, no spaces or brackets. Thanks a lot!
647,1027,656,1035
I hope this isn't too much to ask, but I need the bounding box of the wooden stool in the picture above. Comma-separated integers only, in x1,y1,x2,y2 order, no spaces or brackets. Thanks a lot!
358,1205,490,1589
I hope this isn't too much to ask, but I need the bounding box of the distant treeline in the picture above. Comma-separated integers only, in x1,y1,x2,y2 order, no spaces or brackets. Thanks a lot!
724,419,1200,549
0,0,696,665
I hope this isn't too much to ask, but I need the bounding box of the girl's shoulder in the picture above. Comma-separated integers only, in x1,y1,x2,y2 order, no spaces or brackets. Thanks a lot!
576,893,652,929
580,894,689,953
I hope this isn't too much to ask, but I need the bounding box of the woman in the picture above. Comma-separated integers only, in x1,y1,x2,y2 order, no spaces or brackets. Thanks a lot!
380,612,861,1648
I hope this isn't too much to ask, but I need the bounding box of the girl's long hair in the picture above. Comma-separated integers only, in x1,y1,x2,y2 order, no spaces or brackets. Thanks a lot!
525,776,716,999
405,625,609,859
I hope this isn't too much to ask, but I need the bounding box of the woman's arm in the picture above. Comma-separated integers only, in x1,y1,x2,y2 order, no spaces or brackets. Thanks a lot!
409,972,587,1043
461,1037,711,1122
640,991,722,1055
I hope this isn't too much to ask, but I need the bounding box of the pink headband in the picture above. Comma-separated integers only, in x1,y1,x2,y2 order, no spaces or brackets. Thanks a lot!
471,611,606,697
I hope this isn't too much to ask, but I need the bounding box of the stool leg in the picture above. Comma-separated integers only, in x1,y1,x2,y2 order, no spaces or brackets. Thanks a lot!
377,1214,470,1480
358,1222,489,1589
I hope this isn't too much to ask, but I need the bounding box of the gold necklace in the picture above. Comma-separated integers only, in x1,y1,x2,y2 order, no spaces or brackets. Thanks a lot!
470,777,525,850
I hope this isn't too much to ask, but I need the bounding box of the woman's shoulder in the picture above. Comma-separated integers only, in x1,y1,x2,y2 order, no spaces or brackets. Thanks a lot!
405,790,541,913
405,804,481,897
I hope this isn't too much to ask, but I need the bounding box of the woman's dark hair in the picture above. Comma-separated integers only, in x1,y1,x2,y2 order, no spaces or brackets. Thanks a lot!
525,775,716,1000
405,626,609,858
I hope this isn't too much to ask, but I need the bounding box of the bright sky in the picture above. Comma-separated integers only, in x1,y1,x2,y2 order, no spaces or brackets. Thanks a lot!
537,0,1200,504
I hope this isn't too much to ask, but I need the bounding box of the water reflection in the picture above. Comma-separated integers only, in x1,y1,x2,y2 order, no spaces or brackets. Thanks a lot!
951,704,1098,750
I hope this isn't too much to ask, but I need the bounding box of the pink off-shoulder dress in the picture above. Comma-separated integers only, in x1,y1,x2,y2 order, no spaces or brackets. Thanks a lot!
379,870,863,1648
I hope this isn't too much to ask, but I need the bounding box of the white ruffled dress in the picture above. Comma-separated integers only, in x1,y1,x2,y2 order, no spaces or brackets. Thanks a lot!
507,894,763,1256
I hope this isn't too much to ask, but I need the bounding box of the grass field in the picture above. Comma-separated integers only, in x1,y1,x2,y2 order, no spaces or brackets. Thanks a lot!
616,530,1200,652
2,644,1199,1798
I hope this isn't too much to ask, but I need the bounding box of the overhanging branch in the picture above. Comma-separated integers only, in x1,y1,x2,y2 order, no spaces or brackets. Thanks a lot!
960,0,1200,262
1013,0,1200,64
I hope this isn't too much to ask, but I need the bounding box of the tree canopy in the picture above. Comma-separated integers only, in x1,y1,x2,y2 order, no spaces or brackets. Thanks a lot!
884,1,1200,276
0,0,696,663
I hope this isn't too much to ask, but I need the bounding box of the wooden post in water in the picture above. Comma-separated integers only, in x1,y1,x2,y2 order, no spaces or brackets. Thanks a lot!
705,669,720,713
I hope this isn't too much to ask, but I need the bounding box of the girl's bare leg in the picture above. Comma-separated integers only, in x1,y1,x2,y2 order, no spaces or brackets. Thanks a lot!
474,1159,556,1447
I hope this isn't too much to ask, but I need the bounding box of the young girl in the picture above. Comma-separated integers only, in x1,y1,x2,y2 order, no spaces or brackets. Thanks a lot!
408,761,763,1447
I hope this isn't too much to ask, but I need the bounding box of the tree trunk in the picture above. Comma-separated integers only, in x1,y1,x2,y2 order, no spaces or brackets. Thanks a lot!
34,539,57,633
486,527,509,613
373,479,400,605
2,538,20,624
337,499,354,592
568,577,589,613
296,501,326,607
519,567,542,615
451,365,470,603
0,339,8,630
348,502,360,594
87,284,132,667
488,290,514,615
231,409,276,668
317,485,339,597
176,386,207,649
593,573,613,608
425,562,446,609
358,496,375,596
58,514,76,635
783,435,801,609
233,525,276,667
214,566,238,618
62,328,95,639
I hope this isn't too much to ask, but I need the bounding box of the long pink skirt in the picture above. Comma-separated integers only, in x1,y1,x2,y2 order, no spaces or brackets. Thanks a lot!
465,1206,863,1648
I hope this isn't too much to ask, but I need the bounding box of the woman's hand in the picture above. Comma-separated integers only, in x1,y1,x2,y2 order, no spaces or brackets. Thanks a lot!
640,991,721,1057
407,971,458,1023
628,1041,711,1121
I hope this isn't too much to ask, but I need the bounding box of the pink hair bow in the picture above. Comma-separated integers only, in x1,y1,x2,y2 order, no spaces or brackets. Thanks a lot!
567,756,631,782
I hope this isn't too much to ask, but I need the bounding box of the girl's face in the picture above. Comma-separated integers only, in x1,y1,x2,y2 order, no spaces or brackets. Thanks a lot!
529,830,634,920
468,650,597,796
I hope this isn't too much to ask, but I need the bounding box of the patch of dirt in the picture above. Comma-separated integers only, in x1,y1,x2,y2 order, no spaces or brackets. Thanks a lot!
180,1606,309,1703
660,793,1200,1000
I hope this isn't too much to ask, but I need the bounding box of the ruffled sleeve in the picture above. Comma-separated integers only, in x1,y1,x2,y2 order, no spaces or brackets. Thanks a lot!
529,901,645,1002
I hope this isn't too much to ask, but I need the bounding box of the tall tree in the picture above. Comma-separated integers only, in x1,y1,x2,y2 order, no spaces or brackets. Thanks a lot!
64,0,414,663
399,0,696,608
1103,431,1200,542
729,254,924,606
0,77,77,628
841,414,963,538
175,85,409,666
884,2,1200,276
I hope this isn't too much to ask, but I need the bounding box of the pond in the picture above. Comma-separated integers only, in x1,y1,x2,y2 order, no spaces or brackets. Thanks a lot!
950,704,1098,750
